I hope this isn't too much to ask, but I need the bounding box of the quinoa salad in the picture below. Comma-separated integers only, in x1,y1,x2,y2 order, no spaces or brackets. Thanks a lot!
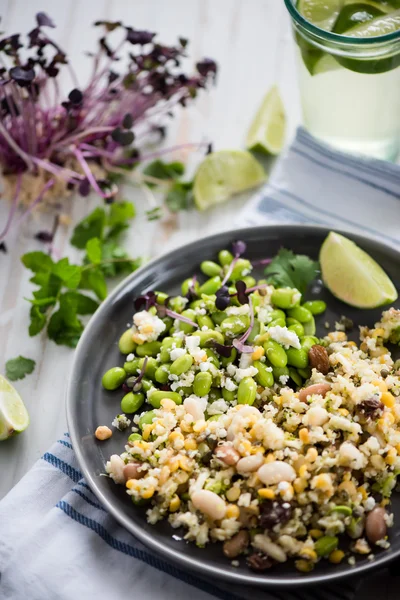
97,242,400,573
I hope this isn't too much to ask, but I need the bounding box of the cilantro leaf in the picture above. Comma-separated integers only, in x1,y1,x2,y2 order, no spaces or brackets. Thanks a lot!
6,356,36,381
86,238,102,264
165,181,193,212
265,248,319,295
29,306,48,336
70,207,106,249
21,251,53,273
143,159,185,186
108,201,135,227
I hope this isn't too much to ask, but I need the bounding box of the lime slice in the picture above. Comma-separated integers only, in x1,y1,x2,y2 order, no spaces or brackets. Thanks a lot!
345,8,400,35
312,53,341,74
333,3,385,33
320,232,398,308
193,151,265,211
0,375,30,441
246,86,286,155
297,0,343,30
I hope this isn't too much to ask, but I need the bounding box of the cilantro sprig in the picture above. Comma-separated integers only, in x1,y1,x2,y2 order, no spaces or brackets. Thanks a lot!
21,202,140,348
5,356,36,381
264,248,319,295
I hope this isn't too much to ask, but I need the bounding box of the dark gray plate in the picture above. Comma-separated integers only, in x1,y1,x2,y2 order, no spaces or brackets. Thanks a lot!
67,225,400,588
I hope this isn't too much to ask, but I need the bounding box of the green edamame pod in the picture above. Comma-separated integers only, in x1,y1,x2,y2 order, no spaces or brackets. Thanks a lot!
193,371,213,397
118,329,136,355
222,387,236,402
197,315,215,330
220,347,237,367
242,275,256,288
286,347,309,369
287,306,313,323
139,410,157,429
155,291,168,305
263,340,288,368
302,300,327,315
181,277,200,297
155,364,171,384
254,360,274,388
288,368,302,387
220,315,250,337
205,348,220,368
211,311,228,326
200,261,222,278
237,377,257,405
218,249,234,266
128,433,142,442
148,390,183,408
170,353,193,376
121,392,145,413
230,259,252,281
178,309,197,334
193,330,224,347
288,323,305,337
136,341,161,357
271,288,301,310
124,359,140,375
102,367,126,390
199,276,222,296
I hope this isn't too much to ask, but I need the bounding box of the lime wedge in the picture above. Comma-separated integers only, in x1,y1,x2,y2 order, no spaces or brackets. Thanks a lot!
0,375,30,441
297,0,343,30
193,151,265,211
246,86,286,155
320,232,398,308
345,8,400,36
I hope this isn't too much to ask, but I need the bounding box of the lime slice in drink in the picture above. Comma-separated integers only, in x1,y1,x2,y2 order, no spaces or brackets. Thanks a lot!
0,375,30,441
312,53,341,74
246,86,286,155
344,8,400,36
297,0,343,30
320,232,398,308
333,3,386,33
193,151,265,211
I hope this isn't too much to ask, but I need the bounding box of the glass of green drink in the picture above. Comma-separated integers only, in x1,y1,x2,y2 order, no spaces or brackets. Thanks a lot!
284,0,400,161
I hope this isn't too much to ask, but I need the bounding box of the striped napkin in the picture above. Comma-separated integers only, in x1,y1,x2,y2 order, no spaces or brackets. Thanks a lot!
2,127,399,600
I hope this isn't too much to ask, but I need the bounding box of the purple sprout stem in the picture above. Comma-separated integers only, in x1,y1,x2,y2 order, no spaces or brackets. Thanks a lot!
0,173,22,241
221,256,239,286
31,156,84,183
245,284,269,293
72,146,110,198
0,121,34,171
139,142,208,164
164,307,198,328
251,258,272,267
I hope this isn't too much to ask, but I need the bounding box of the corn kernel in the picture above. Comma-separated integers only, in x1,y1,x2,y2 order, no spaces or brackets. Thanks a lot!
294,478,307,494
295,559,314,573
265,453,276,463
338,408,349,416
313,473,333,491
305,448,318,463
141,486,155,499
159,466,170,486
328,331,346,342
347,341,357,347
343,471,351,482
132,334,144,345
300,548,317,562
299,428,310,444
226,504,240,519
380,355,388,364
193,420,207,433
381,392,395,408
386,448,397,465
226,487,241,502
258,488,276,500
141,324,154,334
329,549,345,564
169,459,180,472
357,486,367,500
372,328,385,338
299,464,308,478
252,346,265,360
142,424,154,441
281,483,294,501
161,398,176,411
309,529,323,539
381,498,390,507
372,380,387,393
169,495,181,512
179,456,193,472
239,439,252,455
126,479,139,490
184,438,197,451
180,421,193,433
338,480,357,499
136,441,150,450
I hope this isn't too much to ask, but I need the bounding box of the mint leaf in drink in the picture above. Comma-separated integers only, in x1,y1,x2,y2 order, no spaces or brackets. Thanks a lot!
6,356,36,381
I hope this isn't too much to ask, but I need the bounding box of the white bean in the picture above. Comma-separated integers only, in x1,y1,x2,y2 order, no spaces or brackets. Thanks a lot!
253,535,287,562
184,397,205,421
106,454,125,484
303,405,329,427
191,490,226,521
257,461,296,486
236,453,264,473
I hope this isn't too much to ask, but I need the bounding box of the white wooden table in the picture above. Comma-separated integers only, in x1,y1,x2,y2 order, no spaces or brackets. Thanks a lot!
0,1,395,598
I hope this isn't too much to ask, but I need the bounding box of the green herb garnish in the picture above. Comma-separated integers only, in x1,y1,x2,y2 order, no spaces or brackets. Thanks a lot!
265,248,319,295
6,356,36,381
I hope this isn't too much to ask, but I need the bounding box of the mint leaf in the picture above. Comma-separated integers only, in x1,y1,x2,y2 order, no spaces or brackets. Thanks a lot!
86,238,102,264
52,258,82,289
70,207,106,249
6,356,36,381
108,201,135,227
29,306,47,336
63,291,99,315
21,252,53,273
79,268,107,301
165,181,193,212
265,249,319,295
143,160,185,186
47,293,84,347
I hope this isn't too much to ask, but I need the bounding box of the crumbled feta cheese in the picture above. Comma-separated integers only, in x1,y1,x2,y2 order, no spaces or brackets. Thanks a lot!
239,353,253,369
199,361,212,372
207,399,229,415
364,497,376,511
226,305,250,316
234,366,258,382
170,347,187,361
257,306,273,324
279,375,289,385
186,336,200,351
126,353,135,362
223,377,237,392
191,348,207,363
268,326,301,350
132,310,166,343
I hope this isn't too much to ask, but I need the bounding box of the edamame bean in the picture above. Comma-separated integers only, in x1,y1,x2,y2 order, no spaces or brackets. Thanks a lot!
199,276,222,296
118,329,136,354
160,337,183,362
254,361,274,388
168,296,187,313
170,353,193,376
141,378,153,393
249,292,261,308
136,341,161,357
181,277,200,297
148,306,157,316
220,347,237,367
220,315,250,337
298,367,311,379
138,357,158,380
302,300,327,315
193,371,213,397
201,261,222,278
237,377,257,405
155,291,168,305
155,364,171,384
288,368,302,387
121,392,145,413
198,315,215,330
287,306,313,323
303,316,316,336
227,286,240,306
269,309,286,321
190,299,206,310
242,275,256,288
288,323,304,337
271,288,301,310
193,330,224,347
263,340,288,368
148,390,183,408
211,311,228,326
178,309,197,334
162,316,174,333
128,433,142,442
301,336,319,352
205,348,220,368
272,366,290,381
314,536,338,557
230,259,252,281
124,359,140,375
222,388,236,402
175,385,193,396
218,249,233,266
286,347,309,369
247,319,260,344
139,410,156,429
102,367,126,390
267,317,286,329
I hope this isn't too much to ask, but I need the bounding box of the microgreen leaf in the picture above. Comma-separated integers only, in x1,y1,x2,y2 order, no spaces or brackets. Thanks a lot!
86,237,102,264
215,285,230,310
235,280,248,305
70,207,107,249
265,248,319,295
5,356,36,381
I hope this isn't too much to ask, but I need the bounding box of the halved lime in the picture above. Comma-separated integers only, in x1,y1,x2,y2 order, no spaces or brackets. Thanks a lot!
246,86,286,155
344,8,400,35
297,0,343,30
0,375,30,441
193,151,265,211
320,232,398,308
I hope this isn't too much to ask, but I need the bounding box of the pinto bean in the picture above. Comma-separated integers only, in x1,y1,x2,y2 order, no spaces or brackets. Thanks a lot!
365,507,387,545
299,383,331,403
215,444,240,466
223,530,249,558
123,462,145,481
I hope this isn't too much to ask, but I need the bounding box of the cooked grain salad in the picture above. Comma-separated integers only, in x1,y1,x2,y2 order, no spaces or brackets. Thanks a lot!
100,243,400,573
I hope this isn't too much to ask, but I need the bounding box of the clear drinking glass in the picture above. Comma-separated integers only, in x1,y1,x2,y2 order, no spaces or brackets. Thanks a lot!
284,0,400,161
